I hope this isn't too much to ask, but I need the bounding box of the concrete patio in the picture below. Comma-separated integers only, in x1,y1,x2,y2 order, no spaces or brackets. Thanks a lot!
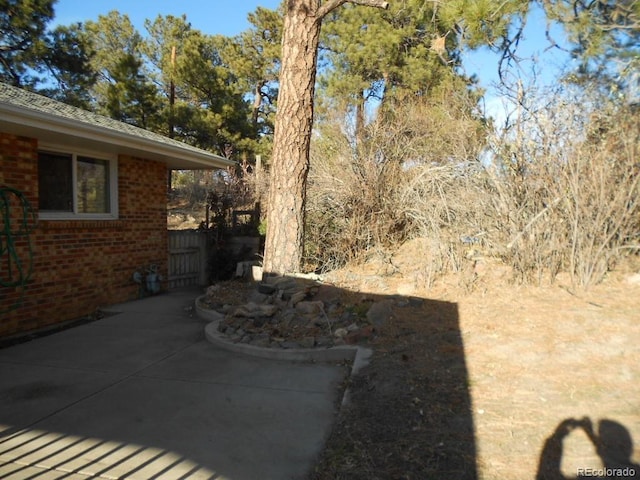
0,289,349,479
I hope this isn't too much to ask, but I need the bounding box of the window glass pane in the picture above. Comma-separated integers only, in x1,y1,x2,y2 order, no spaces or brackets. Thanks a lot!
77,157,110,214
38,152,73,211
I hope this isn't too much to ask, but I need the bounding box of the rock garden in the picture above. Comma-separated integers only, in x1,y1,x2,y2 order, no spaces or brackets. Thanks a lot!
196,274,411,350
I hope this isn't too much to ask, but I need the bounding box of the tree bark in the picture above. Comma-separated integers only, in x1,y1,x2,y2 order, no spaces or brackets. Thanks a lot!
252,80,265,128
262,0,389,275
262,1,321,275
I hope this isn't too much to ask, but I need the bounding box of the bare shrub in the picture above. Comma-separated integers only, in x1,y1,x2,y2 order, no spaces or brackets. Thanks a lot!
398,161,495,286
488,92,639,286
306,87,486,273
306,118,408,271
307,81,639,288
553,102,639,286
220,159,269,212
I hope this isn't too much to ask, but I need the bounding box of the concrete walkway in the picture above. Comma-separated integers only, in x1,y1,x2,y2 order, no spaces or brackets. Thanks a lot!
0,290,348,480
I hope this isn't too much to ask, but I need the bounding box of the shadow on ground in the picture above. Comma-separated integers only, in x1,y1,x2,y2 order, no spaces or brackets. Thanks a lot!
0,279,477,480
298,281,477,480
536,417,640,480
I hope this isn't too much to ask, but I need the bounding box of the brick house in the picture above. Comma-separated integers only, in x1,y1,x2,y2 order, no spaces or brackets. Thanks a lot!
0,83,234,338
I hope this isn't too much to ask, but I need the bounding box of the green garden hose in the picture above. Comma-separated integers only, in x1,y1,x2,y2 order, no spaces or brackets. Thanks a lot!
0,186,36,314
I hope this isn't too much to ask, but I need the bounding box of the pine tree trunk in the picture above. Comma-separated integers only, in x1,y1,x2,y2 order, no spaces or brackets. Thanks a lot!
262,1,321,275
262,0,389,276
252,81,265,128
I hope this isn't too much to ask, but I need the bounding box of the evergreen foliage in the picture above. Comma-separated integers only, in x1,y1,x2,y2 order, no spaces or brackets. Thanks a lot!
0,0,94,98
0,0,55,86
1,0,635,171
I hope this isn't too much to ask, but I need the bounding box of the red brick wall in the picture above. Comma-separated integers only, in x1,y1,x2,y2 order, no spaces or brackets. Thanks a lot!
0,132,168,338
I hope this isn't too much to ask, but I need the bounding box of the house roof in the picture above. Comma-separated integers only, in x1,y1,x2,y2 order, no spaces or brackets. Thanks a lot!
0,83,235,169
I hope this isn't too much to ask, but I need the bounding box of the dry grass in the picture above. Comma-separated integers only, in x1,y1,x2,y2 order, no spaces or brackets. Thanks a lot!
461,271,640,479
311,257,640,480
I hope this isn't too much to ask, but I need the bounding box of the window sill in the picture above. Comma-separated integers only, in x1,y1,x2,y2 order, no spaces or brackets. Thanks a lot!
38,217,126,231
39,213,118,221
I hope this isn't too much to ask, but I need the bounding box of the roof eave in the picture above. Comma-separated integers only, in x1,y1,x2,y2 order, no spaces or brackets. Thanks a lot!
0,102,236,170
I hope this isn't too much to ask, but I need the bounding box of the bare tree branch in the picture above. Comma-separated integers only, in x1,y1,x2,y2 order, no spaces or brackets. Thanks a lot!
317,0,389,21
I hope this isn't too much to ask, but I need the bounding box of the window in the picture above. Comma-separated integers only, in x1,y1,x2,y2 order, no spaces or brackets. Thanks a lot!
38,148,118,219
77,157,111,214
38,152,73,212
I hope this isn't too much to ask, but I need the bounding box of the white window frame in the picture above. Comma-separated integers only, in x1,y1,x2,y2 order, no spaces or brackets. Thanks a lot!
38,143,119,220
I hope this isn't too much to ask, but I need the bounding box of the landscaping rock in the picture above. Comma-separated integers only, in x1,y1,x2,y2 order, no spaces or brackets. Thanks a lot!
251,333,271,348
366,299,395,327
345,325,375,345
221,304,234,313
344,333,359,345
252,317,266,328
231,303,279,318
334,327,348,338
289,290,307,306
257,283,276,295
408,297,424,307
235,261,258,278
288,315,311,328
341,312,354,322
247,290,271,303
265,276,298,290
327,303,339,315
396,283,416,296
296,300,324,315
201,276,378,350
393,296,411,307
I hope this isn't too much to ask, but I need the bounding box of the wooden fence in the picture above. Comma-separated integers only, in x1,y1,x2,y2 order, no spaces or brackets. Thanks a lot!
167,230,262,289
167,230,211,289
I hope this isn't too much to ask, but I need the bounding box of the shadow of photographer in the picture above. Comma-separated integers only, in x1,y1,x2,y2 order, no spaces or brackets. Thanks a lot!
537,417,640,480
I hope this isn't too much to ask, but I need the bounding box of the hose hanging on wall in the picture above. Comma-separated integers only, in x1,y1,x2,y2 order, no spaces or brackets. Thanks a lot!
0,186,36,314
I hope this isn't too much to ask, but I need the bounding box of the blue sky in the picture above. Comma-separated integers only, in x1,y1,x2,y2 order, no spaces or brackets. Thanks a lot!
460,4,572,122
52,1,282,37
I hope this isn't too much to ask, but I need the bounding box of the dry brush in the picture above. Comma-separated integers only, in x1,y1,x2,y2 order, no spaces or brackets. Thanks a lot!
304,87,639,288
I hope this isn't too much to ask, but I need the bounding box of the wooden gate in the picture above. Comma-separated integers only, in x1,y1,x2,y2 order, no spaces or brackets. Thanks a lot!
168,230,210,289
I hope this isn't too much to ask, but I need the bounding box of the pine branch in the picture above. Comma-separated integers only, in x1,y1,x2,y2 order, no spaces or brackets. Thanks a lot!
317,0,389,21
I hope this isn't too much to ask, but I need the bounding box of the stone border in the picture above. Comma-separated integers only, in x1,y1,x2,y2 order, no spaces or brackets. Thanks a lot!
196,295,371,371
195,297,226,322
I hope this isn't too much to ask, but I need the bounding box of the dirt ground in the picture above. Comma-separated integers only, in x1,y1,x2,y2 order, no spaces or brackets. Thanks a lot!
205,252,639,479
180,180,640,480
304,251,640,480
